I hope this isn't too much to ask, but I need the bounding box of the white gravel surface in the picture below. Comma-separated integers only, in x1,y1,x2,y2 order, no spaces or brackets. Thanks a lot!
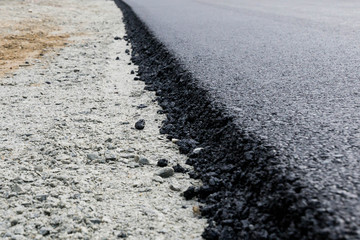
0,0,206,239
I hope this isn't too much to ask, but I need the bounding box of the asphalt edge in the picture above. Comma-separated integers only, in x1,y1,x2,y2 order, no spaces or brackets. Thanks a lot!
113,1,339,239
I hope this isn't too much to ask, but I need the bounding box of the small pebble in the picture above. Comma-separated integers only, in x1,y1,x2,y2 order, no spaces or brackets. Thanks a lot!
87,153,100,161
133,155,140,162
192,206,201,216
137,104,147,109
127,162,140,168
105,151,117,161
90,219,102,224
10,217,20,226
192,148,203,155
156,167,174,178
117,232,128,238
170,183,181,192
139,158,150,165
152,176,165,183
34,194,48,202
34,166,43,172
157,159,168,167
135,119,145,130
11,184,23,193
39,227,50,236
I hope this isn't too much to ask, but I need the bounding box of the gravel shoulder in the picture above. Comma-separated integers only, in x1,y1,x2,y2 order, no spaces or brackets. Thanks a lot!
0,0,206,239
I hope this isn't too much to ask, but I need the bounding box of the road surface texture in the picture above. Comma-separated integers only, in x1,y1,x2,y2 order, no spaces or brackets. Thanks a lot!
116,0,360,239
0,0,206,239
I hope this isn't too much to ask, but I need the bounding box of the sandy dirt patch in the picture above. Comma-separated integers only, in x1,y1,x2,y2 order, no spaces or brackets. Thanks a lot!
0,0,72,77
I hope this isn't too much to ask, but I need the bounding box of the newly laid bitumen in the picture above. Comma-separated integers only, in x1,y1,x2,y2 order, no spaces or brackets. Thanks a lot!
116,0,360,239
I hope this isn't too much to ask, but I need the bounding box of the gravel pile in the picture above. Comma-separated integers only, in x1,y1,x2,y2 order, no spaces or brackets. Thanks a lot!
0,0,206,239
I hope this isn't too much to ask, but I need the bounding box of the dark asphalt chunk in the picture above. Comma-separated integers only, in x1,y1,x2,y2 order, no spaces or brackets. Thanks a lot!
115,0,360,239
183,186,198,200
172,163,187,173
156,159,168,167
176,139,198,154
136,104,147,109
134,119,145,130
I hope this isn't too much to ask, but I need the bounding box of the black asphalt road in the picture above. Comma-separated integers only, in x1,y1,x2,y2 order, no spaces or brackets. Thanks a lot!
120,0,360,238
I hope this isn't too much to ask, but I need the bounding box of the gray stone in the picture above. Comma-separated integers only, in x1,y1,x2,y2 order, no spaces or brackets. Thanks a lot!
139,158,150,165
34,166,43,172
10,217,21,226
105,151,117,161
11,184,23,193
156,168,174,178
34,194,48,202
90,219,102,224
87,153,100,161
192,148,203,155
127,162,140,168
152,176,165,183
170,183,182,192
39,227,51,236
133,155,140,162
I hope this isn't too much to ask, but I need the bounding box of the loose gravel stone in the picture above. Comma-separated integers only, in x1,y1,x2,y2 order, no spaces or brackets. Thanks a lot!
170,183,182,192
152,176,165,183
87,153,100,161
11,184,23,193
117,232,128,238
137,104,147,109
34,166,43,172
138,158,150,165
156,167,175,178
192,147,203,155
39,227,50,236
134,119,145,130
105,151,117,161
